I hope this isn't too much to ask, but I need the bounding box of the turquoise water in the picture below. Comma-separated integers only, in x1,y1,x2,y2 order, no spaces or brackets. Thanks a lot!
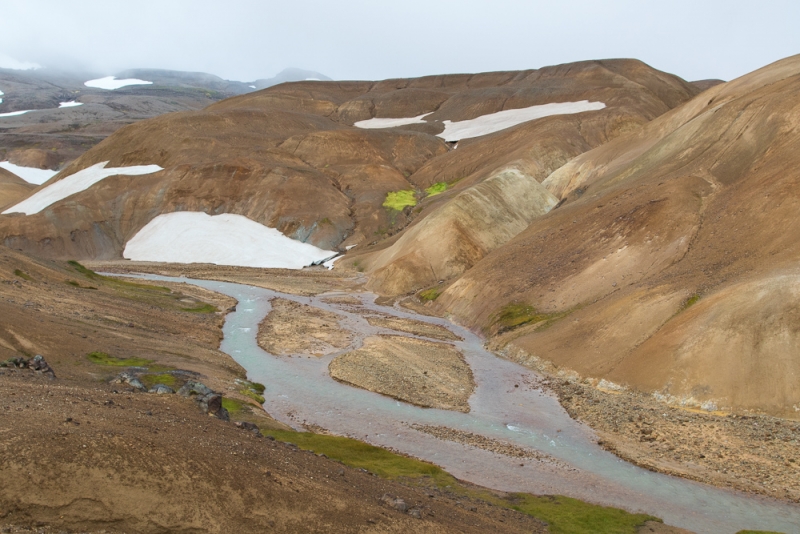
118,273,800,533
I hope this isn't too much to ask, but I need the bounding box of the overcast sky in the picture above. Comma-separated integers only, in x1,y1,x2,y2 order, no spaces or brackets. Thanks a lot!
1,0,797,83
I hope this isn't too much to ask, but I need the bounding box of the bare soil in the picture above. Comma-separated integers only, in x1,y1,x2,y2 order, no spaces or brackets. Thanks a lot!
364,314,462,342
329,335,474,412
258,298,353,356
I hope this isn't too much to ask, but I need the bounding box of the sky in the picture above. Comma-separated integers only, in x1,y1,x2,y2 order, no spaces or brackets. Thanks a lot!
0,0,798,83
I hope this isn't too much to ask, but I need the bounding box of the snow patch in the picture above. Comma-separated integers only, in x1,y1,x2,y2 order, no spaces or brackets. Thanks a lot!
0,109,33,117
0,88,3,104
85,76,153,90
305,78,320,81
123,212,336,270
0,54,41,70
0,162,58,185
248,85,256,89
438,101,606,142
2,161,163,215
59,101,83,108
354,112,433,129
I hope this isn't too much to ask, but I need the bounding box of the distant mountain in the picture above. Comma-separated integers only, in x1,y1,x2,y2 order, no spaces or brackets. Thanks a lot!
253,68,332,89
0,67,331,171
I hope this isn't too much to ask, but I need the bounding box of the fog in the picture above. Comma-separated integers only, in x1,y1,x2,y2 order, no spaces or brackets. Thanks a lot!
1,0,798,82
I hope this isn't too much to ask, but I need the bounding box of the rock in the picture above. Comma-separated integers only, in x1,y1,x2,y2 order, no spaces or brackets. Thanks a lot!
198,393,229,421
127,378,146,392
149,384,175,394
235,421,260,434
381,494,408,513
177,381,213,397
408,508,422,519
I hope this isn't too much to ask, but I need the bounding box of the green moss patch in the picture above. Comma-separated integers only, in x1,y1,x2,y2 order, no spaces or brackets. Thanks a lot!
489,303,570,334
13,269,33,281
425,182,448,197
222,397,248,416
419,288,441,301
181,303,217,313
86,351,152,367
261,428,661,532
508,494,659,534
383,190,417,211
140,373,179,389
65,279,98,290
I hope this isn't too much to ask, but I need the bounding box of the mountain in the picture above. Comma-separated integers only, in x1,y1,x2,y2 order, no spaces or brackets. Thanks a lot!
0,67,329,173
253,67,332,89
416,55,800,416
0,59,699,264
0,166,34,210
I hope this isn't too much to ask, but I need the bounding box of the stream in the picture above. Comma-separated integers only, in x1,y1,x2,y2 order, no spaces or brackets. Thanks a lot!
119,273,800,533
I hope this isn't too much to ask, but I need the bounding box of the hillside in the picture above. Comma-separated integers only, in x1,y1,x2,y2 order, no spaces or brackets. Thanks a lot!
418,55,800,417
0,59,699,265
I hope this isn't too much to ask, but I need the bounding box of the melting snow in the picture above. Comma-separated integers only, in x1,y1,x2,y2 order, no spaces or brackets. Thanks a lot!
437,101,606,141
59,101,83,108
354,112,433,129
0,109,33,117
0,88,3,104
123,212,337,269
0,162,59,185
84,76,153,90
2,161,163,215
248,85,256,89
353,101,606,141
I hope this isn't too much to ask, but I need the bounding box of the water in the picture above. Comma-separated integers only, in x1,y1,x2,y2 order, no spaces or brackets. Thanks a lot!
116,273,800,533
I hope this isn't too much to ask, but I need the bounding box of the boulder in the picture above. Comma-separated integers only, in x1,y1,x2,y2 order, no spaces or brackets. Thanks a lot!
149,384,175,394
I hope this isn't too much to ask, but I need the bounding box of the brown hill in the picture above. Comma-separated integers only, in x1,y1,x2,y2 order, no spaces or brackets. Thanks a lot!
0,167,33,210
424,55,800,417
0,59,699,263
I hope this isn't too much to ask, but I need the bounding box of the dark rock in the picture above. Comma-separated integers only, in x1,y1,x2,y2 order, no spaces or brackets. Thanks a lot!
235,421,260,434
198,393,229,421
177,381,213,397
381,494,408,513
408,508,422,519
149,384,175,394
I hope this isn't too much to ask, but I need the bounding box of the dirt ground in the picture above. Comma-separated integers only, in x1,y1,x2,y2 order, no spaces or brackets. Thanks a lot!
364,314,462,342
0,251,544,533
534,375,800,503
258,298,353,356
329,335,474,413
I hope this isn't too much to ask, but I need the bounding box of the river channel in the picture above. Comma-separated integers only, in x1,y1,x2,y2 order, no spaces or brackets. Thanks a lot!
119,273,800,533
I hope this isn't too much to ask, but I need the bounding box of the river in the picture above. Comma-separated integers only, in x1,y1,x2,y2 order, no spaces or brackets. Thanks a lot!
117,273,800,533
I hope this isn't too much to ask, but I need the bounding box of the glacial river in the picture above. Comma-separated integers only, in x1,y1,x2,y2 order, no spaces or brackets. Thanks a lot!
120,273,800,533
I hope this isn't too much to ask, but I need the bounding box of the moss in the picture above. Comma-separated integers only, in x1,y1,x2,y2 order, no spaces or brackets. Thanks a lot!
65,279,98,290
488,302,573,334
140,373,178,389
261,429,661,532
508,494,659,534
248,381,266,394
13,269,33,281
181,303,217,313
419,288,441,301
86,351,152,367
383,190,417,211
425,182,448,197
241,388,265,404
680,293,701,312
222,397,247,416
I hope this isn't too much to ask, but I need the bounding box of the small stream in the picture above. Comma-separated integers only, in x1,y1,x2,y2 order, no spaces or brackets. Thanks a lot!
119,273,800,533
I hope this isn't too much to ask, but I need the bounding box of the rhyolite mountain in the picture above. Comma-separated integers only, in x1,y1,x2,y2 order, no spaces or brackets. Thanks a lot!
6,55,800,417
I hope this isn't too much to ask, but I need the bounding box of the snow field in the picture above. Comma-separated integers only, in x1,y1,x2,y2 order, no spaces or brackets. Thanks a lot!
2,161,163,215
59,101,83,108
84,76,153,90
123,212,337,269
353,101,606,141
0,109,32,117
0,162,59,185
354,112,433,129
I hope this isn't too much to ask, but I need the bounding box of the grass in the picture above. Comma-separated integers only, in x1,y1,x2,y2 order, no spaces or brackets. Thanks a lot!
65,279,98,290
383,190,417,211
261,428,660,533
86,351,152,367
241,388,266,404
425,182,448,197
13,269,33,281
419,288,441,301
181,303,218,313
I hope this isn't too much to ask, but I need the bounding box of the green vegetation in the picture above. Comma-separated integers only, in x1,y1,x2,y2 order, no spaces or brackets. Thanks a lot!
86,351,152,367
65,279,98,290
140,373,178,389
508,494,659,534
419,288,441,301
679,293,701,312
237,380,266,403
425,182,448,197
222,397,247,416
262,428,660,533
489,302,570,334
181,303,217,313
13,269,33,281
383,190,417,211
